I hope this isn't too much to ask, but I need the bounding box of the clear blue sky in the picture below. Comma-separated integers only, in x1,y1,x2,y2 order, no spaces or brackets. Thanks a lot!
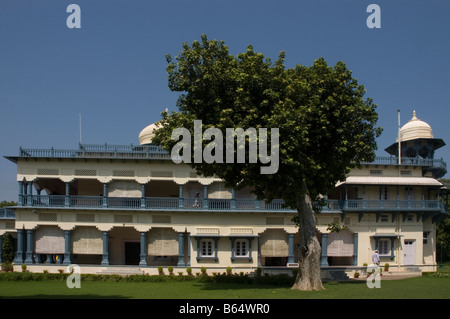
1,0,449,201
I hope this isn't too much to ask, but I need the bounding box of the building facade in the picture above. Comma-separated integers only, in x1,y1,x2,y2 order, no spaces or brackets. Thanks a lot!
1,111,448,275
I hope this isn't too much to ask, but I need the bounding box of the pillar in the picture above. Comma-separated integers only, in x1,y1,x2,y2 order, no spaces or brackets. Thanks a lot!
287,233,295,264
177,232,185,267
14,229,24,264
231,189,236,210
102,183,108,208
27,182,33,206
186,234,191,266
18,181,24,206
0,235,3,263
203,185,208,209
101,231,109,265
257,235,261,267
139,232,147,266
179,185,184,208
353,233,358,265
64,182,70,207
140,184,146,208
63,230,72,265
25,229,34,264
320,233,329,266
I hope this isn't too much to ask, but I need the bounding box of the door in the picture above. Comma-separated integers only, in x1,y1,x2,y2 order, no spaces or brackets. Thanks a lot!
404,240,415,265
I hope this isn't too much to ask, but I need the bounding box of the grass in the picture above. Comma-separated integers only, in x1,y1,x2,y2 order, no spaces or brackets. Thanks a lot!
0,275,449,299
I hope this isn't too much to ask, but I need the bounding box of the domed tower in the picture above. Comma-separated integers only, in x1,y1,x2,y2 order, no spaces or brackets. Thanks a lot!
385,110,446,178
138,122,161,145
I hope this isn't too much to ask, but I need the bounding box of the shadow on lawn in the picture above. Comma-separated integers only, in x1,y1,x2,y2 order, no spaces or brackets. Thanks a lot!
0,294,129,299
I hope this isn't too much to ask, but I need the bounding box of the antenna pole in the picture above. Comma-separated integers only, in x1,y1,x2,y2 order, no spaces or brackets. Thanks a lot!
79,113,82,145
397,109,401,166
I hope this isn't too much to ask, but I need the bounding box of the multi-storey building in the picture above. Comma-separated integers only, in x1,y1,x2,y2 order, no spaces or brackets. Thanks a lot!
0,111,448,276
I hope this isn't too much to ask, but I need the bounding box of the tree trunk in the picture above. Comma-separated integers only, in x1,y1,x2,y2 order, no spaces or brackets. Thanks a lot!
291,185,325,291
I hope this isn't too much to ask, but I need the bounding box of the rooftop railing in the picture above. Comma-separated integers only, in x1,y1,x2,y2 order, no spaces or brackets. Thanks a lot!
0,207,15,219
18,143,172,160
14,144,447,169
360,156,447,169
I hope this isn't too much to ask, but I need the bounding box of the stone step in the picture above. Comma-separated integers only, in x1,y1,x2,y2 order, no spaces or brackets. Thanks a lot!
98,267,145,276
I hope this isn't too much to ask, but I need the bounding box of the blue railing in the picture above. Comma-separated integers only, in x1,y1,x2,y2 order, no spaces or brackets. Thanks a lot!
0,207,15,219
360,156,447,169
16,195,446,213
15,144,447,169
18,143,172,160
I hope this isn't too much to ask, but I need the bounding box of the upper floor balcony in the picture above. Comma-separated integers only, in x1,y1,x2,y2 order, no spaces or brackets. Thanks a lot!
16,195,447,214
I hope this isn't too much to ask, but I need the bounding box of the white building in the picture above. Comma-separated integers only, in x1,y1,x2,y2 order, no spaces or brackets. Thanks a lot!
0,111,448,277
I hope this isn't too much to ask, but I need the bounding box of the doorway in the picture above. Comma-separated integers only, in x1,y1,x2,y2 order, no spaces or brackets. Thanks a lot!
404,240,416,265
125,242,140,265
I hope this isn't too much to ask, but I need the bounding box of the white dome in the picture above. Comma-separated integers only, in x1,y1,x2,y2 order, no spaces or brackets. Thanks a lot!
397,111,433,142
139,123,161,145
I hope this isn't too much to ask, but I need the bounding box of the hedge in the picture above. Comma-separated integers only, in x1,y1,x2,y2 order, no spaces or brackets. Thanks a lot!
0,271,295,286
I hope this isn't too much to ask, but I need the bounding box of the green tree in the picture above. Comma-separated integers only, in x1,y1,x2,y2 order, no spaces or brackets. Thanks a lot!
437,179,450,263
153,35,382,290
2,233,15,263
0,201,17,207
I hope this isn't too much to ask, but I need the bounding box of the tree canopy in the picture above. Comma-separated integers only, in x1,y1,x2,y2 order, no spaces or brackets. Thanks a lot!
153,34,382,209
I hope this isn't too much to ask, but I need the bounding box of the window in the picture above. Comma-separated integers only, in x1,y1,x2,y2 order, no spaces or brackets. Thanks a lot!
423,232,430,244
235,240,248,257
380,214,389,222
379,239,390,256
370,169,383,176
200,239,214,257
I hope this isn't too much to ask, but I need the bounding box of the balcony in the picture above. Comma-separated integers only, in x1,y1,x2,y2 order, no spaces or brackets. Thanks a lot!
18,195,296,212
342,199,446,213
0,207,15,219
15,195,447,214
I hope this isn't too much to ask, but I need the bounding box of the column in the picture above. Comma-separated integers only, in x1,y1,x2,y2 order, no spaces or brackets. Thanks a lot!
203,185,208,209
186,234,191,267
257,235,261,267
18,181,24,206
102,183,108,207
0,235,3,263
287,233,295,264
139,232,147,266
64,182,70,207
320,233,329,266
27,182,33,206
14,229,24,264
353,233,358,265
231,189,236,210
101,231,109,265
179,185,184,208
177,232,185,267
362,185,366,209
140,184,146,208
63,230,72,265
25,229,34,264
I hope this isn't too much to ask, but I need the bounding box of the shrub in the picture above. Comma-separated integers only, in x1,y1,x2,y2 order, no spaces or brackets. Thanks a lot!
1,234,15,263
354,272,360,278
200,266,207,275
158,266,164,275
168,266,174,275
226,266,232,275
384,263,390,271
21,264,27,272
1,262,14,272
186,267,192,275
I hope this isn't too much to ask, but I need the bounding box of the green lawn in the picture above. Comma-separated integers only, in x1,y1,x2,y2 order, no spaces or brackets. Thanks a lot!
0,276,449,299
